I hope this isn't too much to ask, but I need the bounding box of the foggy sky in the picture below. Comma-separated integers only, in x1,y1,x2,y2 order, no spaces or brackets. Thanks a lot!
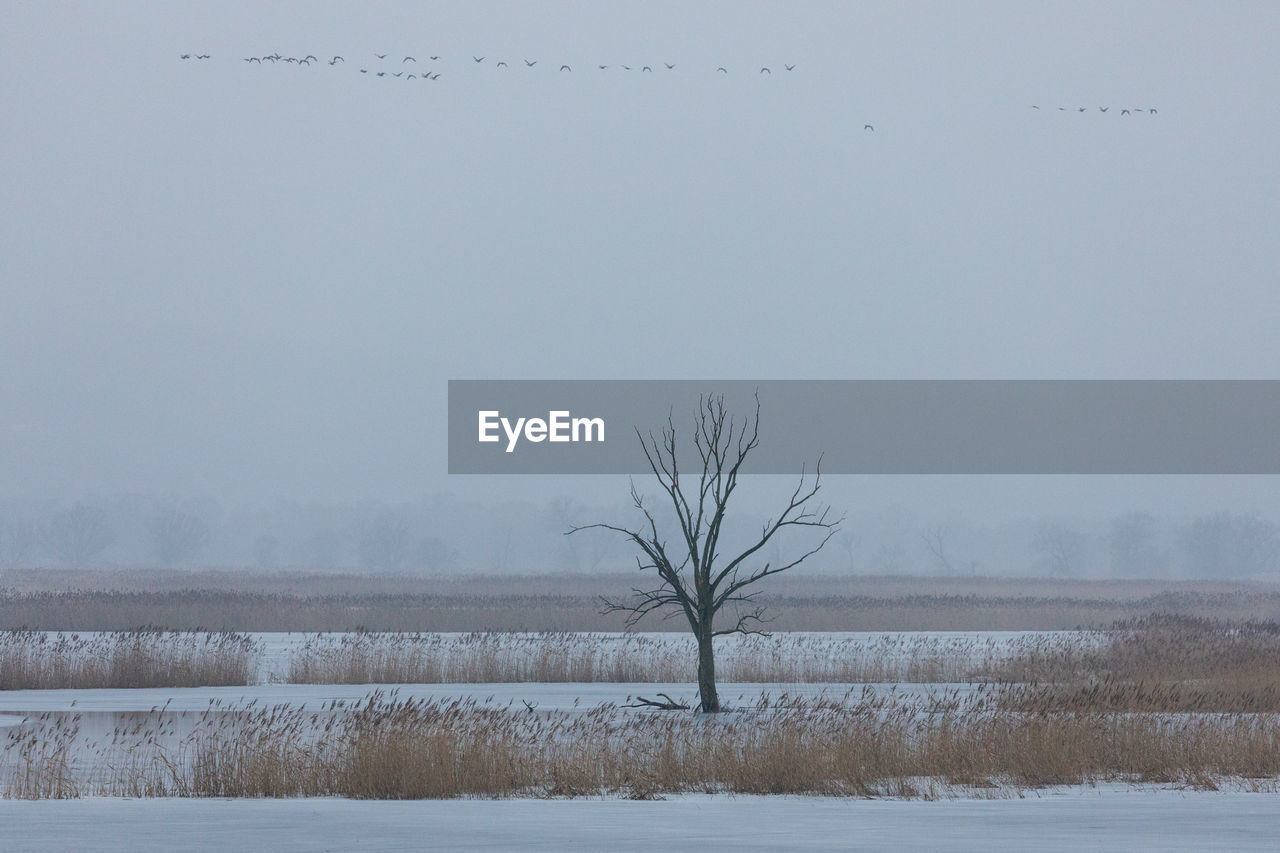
2,1,1279,521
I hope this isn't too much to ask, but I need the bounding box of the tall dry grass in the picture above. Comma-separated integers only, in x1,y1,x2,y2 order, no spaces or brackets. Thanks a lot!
986,614,1280,712
5,690,1279,799
286,631,1010,685
0,630,260,690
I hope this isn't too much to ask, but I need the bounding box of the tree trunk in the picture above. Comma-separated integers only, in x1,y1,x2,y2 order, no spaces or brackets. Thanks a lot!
696,628,720,712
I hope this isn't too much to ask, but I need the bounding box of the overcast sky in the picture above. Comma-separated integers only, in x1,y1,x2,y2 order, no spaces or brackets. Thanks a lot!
2,1,1278,519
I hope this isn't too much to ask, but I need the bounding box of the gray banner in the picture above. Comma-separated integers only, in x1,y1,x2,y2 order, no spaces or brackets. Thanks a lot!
447,380,1280,474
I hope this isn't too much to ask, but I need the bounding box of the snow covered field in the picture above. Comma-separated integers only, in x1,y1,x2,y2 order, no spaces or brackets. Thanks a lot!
3,789,1277,852
4,626,1278,851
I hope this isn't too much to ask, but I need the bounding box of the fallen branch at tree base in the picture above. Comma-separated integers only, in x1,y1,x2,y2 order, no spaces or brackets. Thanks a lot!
623,693,690,710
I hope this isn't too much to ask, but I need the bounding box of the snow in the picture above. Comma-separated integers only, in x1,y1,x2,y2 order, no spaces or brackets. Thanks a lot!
0,680,972,714
1,789,1276,852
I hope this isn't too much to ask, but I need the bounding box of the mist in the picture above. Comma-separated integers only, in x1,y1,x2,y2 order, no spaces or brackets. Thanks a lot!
3,2,1278,578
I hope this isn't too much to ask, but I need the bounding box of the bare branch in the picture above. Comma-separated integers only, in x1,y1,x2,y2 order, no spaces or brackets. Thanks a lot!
582,393,843,713
623,693,690,710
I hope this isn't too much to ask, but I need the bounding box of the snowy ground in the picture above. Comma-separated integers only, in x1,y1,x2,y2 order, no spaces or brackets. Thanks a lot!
0,680,969,714
5,630,1274,850
2,788,1277,852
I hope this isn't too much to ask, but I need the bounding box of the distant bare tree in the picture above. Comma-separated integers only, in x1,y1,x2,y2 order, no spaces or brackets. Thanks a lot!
836,530,860,572
297,527,345,569
871,540,905,575
1106,511,1167,577
921,524,956,575
571,394,841,712
1178,512,1279,579
0,519,40,568
1031,521,1088,577
491,524,515,573
416,536,459,572
547,497,614,572
356,509,412,572
252,533,281,571
147,508,210,567
46,503,115,567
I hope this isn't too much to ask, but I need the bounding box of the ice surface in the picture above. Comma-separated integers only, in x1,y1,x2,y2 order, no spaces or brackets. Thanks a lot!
1,789,1276,852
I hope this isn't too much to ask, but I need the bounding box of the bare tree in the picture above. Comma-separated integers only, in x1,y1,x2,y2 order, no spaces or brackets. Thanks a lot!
835,530,860,572
356,508,413,572
147,508,210,567
1107,511,1168,577
547,496,614,572
416,536,460,572
46,503,115,567
1178,511,1279,579
0,518,40,568
1030,521,1088,577
570,394,841,712
921,524,956,575
252,533,281,571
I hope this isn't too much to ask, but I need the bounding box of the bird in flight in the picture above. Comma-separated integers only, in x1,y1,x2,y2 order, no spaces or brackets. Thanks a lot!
196,54,210,59
621,65,631,70
243,57,260,63
429,55,441,61
332,55,344,63
1077,107,1086,112
497,61,508,68
360,68,367,73
1099,106,1108,112
665,63,675,69
180,53,191,59
406,73,417,79
1149,108,1158,114
598,65,607,70
785,64,795,71
864,124,874,131
1031,105,1040,109
430,72,441,80
403,56,415,63
473,56,485,63
760,66,771,74
393,71,403,77
1120,109,1130,115
525,59,536,66
560,64,571,71
304,55,317,62
717,66,727,73
377,71,386,76
375,53,387,59
642,65,652,72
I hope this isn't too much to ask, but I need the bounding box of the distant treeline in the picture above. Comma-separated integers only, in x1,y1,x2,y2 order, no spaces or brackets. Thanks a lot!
1,494,1278,580
3,571,1280,632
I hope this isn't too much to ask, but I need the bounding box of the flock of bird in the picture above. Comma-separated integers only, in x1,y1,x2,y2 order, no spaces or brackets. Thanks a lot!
181,53,1162,132
179,52,801,79
1032,105,1159,115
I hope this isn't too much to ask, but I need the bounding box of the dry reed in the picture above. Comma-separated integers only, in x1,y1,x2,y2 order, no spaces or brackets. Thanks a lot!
285,631,1010,685
5,689,1278,800
0,630,260,690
